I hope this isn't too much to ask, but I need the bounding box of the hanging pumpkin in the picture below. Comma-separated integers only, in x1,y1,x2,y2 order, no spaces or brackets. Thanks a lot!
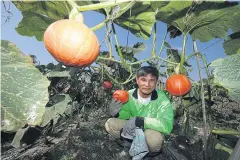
113,90,129,104
166,74,191,96
43,19,99,67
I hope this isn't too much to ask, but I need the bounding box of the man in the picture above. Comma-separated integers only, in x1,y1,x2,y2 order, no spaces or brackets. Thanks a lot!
105,66,174,158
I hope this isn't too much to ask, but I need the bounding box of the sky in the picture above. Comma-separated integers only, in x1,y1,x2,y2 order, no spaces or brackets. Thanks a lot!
1,1,229,81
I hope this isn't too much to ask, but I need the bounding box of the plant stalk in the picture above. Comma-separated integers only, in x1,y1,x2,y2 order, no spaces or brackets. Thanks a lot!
156,31,168,70
131,56,178,66
199,54,213,131
91,19,109,31
97,56,121,63
193,41,208,160
179,34,187,74
76,0,131,11
106,21,113,58
111,23,128,69
152,22,157,57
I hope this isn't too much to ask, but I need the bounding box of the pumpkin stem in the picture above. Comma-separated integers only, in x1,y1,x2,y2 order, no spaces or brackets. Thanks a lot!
174,64,180,75
69,8,84,23
179,34,187,74
67,0,78,9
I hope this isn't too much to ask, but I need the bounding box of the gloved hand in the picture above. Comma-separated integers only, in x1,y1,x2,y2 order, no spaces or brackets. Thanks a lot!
109,98,122,117
121,117,144,140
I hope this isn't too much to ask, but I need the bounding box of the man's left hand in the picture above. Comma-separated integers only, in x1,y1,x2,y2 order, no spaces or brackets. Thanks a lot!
121,117,144,139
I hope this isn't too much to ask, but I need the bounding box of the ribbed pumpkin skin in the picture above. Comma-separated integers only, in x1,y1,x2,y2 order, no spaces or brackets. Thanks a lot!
113,90,129,104
44,19,99,67
166,74,191,96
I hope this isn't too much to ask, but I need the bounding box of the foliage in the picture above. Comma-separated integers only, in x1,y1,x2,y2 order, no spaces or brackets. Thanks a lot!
210,54,240,101
166,49,191,76
113,2,157,40
12,1,71,41
40,94,72,127
116,42,146,62
223,32,240,55
12,1,240,43
1,40,50,132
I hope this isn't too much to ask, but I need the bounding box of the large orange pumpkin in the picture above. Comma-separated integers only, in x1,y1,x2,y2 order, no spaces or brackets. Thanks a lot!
113,90,129,104
166,74,191,96
43,19,100,67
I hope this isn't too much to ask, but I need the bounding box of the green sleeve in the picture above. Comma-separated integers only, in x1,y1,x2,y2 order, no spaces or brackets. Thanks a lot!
144,95,174,134
118,103,132,120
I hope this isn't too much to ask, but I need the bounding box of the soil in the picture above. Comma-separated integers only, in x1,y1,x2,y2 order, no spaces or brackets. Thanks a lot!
1,99,239,160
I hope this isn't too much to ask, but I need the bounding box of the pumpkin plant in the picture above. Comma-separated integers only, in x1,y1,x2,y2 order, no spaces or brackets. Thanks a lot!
43,7,100,67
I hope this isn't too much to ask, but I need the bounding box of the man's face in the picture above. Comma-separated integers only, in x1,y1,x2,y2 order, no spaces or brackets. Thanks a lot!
136,74,157,95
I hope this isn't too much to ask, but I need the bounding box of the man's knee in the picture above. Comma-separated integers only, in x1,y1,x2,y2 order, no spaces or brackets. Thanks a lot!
105,118,127,138
144,129,164,152
105,118,114,133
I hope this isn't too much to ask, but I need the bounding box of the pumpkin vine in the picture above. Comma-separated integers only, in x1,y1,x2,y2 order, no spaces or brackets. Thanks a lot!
151,22,157,57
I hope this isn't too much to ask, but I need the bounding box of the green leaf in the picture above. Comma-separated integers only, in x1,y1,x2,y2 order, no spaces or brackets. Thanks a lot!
189,2,240,42
1,40,50,132
155,1,239,42
115,2,156,40
13,1,71,41
223,32,240,55
131,57,141,70
166,49,191,76
164,41,171,48
115,42,146,62
40,94,72,127
231,5,240,32
155,1,192,24
210,54,240,101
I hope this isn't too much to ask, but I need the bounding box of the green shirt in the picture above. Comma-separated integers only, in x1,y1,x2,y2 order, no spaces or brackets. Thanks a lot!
118,88,174,134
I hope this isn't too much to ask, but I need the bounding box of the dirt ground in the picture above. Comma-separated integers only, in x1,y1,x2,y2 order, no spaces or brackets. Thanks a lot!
1,99,239,160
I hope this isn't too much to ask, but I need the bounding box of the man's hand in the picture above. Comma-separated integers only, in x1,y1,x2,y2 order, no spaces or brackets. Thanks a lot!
109,98,122,117
121,117,144,139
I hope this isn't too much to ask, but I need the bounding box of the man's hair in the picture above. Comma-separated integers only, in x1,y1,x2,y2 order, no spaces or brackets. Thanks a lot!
136,66,159,80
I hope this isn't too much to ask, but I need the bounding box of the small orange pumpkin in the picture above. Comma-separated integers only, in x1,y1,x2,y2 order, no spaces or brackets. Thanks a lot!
43,19,99,67
113,90,129,104
166,74,191,96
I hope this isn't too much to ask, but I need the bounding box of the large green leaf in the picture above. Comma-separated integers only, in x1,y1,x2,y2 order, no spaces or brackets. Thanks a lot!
1,40,50,132
223,32,240,55
154,1,192,24
12,1,94,41
210,54,240,101
114,2,157,40
155,1,239,42
189,2,239,42
13,1,239,42
231,6,240,33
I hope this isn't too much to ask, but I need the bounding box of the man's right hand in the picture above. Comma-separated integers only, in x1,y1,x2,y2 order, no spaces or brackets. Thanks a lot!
109,98,122,117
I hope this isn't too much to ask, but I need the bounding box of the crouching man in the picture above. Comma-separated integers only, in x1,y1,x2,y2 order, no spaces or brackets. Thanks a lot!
105,66,174,159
